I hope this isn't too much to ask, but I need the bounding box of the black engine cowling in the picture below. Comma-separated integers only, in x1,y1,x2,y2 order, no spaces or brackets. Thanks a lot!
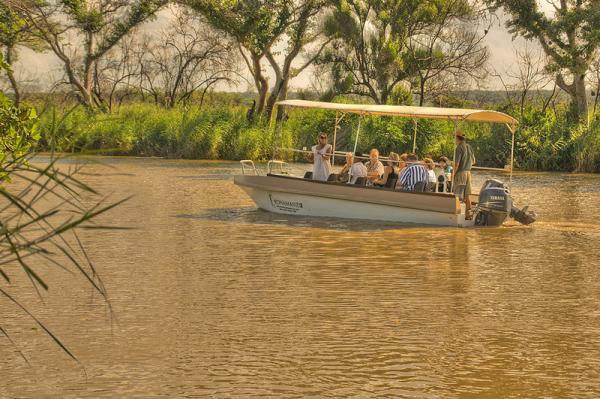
475,179,513,226
474,179,537,226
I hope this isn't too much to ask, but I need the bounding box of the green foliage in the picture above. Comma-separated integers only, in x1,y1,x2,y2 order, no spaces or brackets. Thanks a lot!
319,0,482,104
183,0,292,54
0,75,125,364
35,100,600,172
0,91,39,181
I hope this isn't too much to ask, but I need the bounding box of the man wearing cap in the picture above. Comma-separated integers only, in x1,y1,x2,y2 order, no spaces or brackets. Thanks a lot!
452,130,476,219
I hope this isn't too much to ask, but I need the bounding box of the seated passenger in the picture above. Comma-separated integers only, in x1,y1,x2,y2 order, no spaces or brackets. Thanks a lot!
347,151,368,184
365,148,385,182
438,156,453,192
337,152,353,183
423,158,437,191
397,153,429,192
373,152,400,188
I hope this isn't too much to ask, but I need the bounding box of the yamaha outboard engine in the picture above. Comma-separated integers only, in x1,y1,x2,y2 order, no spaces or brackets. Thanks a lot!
475,179,512,226
475,179,537,226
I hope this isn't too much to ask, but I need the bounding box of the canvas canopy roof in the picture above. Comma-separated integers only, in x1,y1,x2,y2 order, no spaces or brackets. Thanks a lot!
277,99,518,126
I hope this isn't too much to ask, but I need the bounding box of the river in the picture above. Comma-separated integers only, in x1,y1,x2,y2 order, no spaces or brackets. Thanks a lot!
1,157,599,398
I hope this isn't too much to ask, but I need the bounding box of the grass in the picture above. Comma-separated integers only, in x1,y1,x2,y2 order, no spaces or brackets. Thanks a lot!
36,102,600,172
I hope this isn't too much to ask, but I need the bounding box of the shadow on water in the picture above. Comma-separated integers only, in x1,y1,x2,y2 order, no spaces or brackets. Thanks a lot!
178,207,465,232
176,175,234,181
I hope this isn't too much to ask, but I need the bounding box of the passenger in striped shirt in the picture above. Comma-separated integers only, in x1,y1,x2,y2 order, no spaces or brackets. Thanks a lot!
397,153,429,192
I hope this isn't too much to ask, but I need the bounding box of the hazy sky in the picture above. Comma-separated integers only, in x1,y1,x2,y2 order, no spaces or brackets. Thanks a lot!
14,6,533,93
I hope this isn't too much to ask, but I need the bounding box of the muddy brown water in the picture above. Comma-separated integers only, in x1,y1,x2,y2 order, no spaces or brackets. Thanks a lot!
1,157,599,398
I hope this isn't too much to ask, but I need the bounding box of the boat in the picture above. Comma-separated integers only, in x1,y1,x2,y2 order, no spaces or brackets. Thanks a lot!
234,100,536,227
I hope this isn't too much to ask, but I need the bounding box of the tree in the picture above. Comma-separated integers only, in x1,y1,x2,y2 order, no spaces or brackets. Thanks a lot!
494,43,554,118
95,8,238,109
184,0,328,119
0,3,45,107
263,0,330,119
406,0,490,106
183,0,294,116
486,0,600,121
8,0,167,109
318,0,484,105
590,56,600,116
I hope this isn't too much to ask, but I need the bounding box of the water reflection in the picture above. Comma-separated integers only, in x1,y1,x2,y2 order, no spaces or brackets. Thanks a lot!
1,158,599,398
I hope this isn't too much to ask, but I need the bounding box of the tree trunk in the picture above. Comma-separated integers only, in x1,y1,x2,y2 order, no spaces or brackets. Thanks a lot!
83,30,95,108
573,74,588,121
557,72,588,121
4,46,20,107
251,54,269,116
265,77,285,120
275,79,290,121
419,79,426,106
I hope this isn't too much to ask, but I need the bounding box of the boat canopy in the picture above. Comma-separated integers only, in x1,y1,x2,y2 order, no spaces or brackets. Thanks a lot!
277,99,518,126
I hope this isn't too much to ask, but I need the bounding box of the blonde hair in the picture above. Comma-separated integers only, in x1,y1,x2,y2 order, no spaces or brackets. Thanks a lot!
388,152,400,163
424,158,435,170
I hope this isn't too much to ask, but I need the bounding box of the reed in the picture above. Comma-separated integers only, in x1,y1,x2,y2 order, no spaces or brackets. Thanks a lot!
36,102,600,172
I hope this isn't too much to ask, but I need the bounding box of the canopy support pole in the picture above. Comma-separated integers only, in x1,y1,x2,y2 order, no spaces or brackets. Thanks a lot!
508,123,516,190
451,119,458,184
412,119,418,153
353,116,362,154
332,111,339,166
273,104,285,162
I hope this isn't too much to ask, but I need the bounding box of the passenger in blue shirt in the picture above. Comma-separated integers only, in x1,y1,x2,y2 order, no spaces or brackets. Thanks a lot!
398,153,429,192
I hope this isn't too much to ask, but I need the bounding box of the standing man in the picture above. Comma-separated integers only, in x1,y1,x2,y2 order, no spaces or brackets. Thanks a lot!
452,131,476,218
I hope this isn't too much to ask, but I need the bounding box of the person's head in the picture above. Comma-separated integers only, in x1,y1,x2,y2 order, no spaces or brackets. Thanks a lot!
407,153,419,162
398,153,408,169
424,158,434,170
387,152,400,166
455,130,466,144
439,156,449,167
354,151,363,164
318,133,328,144
369,148,379,162
345,152,353,164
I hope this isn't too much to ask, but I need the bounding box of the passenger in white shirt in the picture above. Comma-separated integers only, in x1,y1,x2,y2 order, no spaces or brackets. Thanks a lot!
348,152,368,184
424,158,437,191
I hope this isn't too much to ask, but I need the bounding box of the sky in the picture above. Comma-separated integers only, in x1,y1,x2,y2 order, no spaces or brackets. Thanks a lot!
13,6,535,94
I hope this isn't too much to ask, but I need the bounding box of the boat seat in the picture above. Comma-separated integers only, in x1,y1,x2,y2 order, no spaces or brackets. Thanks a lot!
303,171,313,179
327,173,339,182
413,181,427,192
354,177,367,186
385,177,398,189
437,174,449,192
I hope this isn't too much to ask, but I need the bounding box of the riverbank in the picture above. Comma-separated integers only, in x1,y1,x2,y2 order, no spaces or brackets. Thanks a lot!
37,102,600,172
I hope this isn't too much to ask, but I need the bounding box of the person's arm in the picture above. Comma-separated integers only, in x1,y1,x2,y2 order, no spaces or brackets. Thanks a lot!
398,167,409,188
374,166,391,185
305,147,314,162
320,144,332,161
453,147,463,180
340,162,351,174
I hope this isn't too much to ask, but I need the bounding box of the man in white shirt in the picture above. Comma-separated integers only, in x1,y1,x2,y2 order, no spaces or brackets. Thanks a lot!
348,152,368,184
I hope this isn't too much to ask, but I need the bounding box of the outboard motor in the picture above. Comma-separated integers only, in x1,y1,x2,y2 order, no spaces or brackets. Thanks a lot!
474,179,537,226
474,179,512,226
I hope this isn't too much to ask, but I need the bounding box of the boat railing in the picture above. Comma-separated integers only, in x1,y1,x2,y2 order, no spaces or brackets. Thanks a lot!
267,160,290,175
240,160,259,176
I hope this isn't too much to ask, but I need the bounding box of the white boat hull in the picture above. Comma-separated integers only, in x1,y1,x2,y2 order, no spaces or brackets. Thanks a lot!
235,175,475,227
